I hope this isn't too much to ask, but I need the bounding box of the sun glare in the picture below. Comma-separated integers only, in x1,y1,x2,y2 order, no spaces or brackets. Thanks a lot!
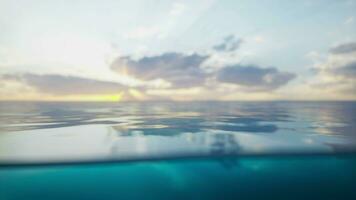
96,93,123,102
63,93,124,102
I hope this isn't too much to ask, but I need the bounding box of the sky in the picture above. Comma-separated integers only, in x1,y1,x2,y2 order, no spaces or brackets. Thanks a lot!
0,0,356,101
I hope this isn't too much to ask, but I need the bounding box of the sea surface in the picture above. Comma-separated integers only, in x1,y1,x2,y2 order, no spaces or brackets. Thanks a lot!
0,101,356,199
1,101,356,164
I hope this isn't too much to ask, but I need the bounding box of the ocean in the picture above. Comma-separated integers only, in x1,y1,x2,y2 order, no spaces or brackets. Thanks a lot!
0,101,355,199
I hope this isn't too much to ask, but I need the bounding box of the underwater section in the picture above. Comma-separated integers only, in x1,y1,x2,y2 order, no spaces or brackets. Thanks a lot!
0,155,356,200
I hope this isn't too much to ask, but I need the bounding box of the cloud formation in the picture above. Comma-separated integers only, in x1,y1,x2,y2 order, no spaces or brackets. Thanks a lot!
310,41,356,95
111,52,209,88
213,35,243,52
1,33,299,101
216,65,296,91
110,37,296,93
4,74,126,95
329,42,356,54
330,61,356,78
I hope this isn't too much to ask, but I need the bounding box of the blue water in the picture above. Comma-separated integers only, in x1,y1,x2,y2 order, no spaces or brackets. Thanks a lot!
1,156,355,200
0,101,356,199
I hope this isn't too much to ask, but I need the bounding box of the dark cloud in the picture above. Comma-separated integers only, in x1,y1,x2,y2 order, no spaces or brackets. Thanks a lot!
331,61,356,78
329,42,356,54
213,35,243,52
5,74,126,95
111,52,209,88
216,65,296,90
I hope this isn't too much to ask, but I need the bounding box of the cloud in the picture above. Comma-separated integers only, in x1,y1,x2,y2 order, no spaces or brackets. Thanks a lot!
329,42,356,54
213,35,243,52
4,74,127,95
216,65,296,91
0,75,36,100
111,52,209,88
330,61,356,78
110,37,295,92
309,42,356,95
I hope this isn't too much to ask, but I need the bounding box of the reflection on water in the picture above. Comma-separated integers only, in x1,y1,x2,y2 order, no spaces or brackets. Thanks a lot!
0,101,355,165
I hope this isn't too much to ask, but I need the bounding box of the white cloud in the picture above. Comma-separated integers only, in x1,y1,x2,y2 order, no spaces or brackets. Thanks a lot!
308,42,356,95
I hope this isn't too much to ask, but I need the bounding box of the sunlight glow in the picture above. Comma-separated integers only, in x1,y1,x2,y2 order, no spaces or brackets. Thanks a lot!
78,93,124,102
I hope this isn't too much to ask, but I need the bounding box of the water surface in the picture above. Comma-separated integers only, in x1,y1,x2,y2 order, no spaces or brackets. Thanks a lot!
1,101,355,165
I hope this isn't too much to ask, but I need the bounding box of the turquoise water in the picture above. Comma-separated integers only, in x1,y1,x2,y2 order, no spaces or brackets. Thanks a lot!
1,156,355,200
0,102,356,199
